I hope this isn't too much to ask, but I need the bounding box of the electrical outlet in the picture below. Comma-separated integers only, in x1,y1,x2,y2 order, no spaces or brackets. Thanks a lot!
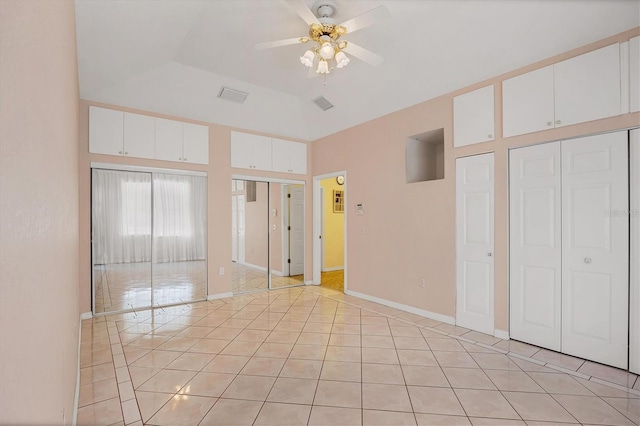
419,278,426,288
219,267,224,275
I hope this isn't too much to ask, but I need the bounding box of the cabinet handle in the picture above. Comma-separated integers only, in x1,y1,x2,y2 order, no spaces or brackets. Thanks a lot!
488,134,493,139
124,152,128,155
555,120,561,125
547,121,553,126
183,158,187,162
584,257,592,264
487,253,492,257
118,151,122,154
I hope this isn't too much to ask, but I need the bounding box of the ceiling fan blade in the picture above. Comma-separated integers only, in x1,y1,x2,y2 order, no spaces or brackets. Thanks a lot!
340,5,390,34
344,42,384,66
255,37,307,50
284,0,320,26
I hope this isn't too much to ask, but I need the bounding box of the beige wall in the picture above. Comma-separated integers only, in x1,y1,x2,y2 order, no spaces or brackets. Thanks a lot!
321,178,345,270
0,1,80,423
312,27,640,331
78,100,313,311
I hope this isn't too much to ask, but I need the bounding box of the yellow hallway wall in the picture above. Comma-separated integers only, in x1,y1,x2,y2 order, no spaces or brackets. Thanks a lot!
321,178,345,270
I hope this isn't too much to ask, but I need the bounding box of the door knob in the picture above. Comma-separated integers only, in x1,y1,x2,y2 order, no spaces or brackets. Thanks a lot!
584,257,592,264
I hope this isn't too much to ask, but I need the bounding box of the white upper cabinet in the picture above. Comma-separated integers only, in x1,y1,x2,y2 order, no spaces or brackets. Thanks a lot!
123,112,155,159
503,66,555,138
503,43,622,138
155,118,183,162
453,85,495,147
230,131,272,171
271,138,307,174
89,106,124,156
182,123,209,165
89,107,209,164
554,43,621,127
630,36,640,113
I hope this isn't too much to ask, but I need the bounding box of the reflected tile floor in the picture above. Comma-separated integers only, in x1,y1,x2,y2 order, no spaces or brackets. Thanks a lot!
78,286,640,426
232,263,304,294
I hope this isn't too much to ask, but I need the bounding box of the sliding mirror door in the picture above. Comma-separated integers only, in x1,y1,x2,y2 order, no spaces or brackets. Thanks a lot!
152,173,207,306
270,183,305,289
232,179,269,293
92,169,152,313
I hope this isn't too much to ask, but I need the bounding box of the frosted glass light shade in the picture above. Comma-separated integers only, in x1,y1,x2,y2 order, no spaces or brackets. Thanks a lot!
316,60,330,74
300,50,314,67
335,51,350,68
319,42,335,60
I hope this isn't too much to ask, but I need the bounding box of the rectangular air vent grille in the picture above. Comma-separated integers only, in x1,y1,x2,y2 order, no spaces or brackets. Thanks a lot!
312,96,334,111
218,87,249,104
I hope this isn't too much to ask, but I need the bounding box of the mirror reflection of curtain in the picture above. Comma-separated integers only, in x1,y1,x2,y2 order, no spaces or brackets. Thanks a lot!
92,170,151,265
153,173,207,263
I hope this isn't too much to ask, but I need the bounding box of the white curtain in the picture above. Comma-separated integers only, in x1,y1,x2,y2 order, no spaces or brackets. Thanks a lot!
153,173,207,263
92,170,206,265
92,169,152,264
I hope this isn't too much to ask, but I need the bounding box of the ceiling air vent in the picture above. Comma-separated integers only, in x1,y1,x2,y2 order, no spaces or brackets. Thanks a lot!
217,87,249,104
312,96,334,111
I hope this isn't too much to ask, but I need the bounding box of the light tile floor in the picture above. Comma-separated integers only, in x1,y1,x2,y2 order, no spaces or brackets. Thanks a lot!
78,286,640,425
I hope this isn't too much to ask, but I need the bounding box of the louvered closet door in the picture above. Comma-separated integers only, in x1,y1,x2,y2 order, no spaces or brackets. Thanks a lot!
561,132,629,369
509,142,562,351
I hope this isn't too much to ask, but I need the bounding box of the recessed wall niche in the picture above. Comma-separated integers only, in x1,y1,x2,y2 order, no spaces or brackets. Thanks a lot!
405,128,445,183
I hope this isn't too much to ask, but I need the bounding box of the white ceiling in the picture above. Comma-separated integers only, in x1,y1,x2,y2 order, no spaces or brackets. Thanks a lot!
75,0,640,141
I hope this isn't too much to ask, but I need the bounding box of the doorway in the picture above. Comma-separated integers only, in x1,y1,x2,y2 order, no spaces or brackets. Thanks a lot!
313,172,347,292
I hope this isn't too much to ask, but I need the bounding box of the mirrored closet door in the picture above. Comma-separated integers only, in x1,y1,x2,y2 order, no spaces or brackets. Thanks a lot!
232,179,305,294
92,168,207,314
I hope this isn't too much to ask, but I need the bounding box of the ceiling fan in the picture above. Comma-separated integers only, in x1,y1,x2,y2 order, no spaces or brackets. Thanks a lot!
256,0,389,75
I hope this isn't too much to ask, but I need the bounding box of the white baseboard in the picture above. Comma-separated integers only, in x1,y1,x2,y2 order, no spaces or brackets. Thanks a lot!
207,292,233,301
345,289,455,325
80,311,92,320
72,316,83,425
494,329,510,340
239,262,268,273
270,270,284,277
322,266,344,272
305,281,319,285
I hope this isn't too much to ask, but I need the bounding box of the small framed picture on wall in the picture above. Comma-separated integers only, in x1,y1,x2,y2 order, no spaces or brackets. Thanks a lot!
333,190,344,213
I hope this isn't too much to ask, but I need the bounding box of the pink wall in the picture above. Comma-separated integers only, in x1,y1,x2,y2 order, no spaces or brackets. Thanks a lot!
0,1,80,423
312,27,640,331
78,100,313,311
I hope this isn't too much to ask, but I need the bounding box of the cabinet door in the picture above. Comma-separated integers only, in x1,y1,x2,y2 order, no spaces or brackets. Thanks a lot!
509,142,562,351
155,118,183,162
503,66,555,138
289,141,307,174
453,85,495,147
183,123,209,165
630,36,640,113
554,43,621,127
271,138,291,173
561,131,628,369
123,113,155,159
231,131,272,170
89,106,123,155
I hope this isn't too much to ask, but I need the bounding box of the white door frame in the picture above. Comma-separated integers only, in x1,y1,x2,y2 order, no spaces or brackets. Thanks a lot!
313,171,347,291
629,129,640,374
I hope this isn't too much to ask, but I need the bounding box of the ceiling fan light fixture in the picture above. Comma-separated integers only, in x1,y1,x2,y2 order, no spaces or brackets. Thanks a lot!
335,50,350,68
319,41,335,60
316,59,330,74
300,50,315,67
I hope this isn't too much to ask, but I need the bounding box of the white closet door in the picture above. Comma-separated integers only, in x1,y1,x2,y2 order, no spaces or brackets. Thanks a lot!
509,142,562,351
456,153,495,334
561,132,628,369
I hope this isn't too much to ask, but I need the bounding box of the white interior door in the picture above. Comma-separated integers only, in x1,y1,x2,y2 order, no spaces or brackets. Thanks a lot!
231,194,238,263
629,129,639,375
289,185,305,276
456,153,495,334
561,132,629,369
509,142,562,350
